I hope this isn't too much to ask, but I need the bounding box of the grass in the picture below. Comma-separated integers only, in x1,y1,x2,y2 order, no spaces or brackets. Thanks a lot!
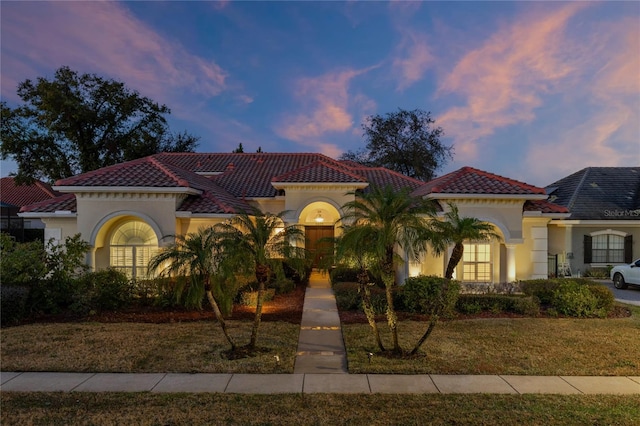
2,393,639,425
0,321,299,374
2,306,639,376
343,305,640,375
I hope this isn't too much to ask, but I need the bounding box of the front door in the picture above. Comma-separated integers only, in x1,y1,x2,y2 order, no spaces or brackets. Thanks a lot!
306,226,334,268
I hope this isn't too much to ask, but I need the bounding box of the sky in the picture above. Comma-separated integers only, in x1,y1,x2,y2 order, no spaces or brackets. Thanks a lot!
1,1,638,187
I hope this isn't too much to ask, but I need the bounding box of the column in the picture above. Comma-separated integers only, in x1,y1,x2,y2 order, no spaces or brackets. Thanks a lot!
506,244,517,282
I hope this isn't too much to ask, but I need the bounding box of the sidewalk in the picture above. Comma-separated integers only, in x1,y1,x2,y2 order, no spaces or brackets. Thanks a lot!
2,272,639,395
2,371,640,394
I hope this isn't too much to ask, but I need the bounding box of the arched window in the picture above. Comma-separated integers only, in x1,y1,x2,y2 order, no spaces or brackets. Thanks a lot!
109,220,159,279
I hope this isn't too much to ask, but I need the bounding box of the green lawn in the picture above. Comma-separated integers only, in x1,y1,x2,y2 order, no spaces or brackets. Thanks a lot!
2,393,639,425
2,306,639,376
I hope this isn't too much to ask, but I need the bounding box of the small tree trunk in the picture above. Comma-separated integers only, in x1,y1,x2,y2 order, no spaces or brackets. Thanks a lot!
410,315,438,355
249,264,270,349
445,243,464,280
358,270,384,352
382,271,401,354
205,290,236,351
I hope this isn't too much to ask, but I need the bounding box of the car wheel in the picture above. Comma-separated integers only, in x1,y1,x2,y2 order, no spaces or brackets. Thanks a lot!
613,273,628,289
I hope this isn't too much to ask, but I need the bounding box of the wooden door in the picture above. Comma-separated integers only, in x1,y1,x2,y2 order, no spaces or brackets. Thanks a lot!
306,226,334,268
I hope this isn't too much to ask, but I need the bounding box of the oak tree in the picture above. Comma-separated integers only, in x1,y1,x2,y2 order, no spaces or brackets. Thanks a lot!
1,66,198,183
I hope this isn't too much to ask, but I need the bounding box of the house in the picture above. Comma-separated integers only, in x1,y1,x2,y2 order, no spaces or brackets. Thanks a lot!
545,167,640,277
18,153,635,283
1,177,60,241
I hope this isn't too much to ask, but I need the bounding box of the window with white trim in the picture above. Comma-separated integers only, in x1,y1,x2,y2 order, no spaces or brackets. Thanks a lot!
592,234,624,263
584,230,632,264
109,220,159,279
462,243,492,282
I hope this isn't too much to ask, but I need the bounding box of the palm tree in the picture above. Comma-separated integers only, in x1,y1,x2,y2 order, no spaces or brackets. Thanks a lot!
148,227,237,350
215,209,307,350
341,185,436,353
429,203,502,280
330,226,385,351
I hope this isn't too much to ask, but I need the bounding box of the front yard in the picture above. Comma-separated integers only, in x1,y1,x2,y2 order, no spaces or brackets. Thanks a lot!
2,305,639,375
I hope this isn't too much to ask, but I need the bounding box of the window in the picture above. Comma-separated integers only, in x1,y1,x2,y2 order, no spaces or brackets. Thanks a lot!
109,220,159,279
584,232,632,264
462,243,492,282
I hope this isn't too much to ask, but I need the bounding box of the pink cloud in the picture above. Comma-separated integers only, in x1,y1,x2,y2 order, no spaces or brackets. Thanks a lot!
1,2,227,105
392,30,434,91
277,67,376,145
436,3,590,162
525,18,640,183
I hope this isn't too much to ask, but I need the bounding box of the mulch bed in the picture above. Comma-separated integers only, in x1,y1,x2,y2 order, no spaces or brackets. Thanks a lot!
19,285,632,325
23,284,306,325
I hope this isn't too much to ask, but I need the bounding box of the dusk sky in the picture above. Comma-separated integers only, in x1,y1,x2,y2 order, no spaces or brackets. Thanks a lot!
1,1,638,187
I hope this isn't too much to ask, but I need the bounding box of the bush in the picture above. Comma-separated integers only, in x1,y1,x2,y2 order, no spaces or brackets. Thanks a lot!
520,279,559,305
456,294,540,316
330,266,360,284
332,282,391,314
403,276,460,318
71,269,133,315
0,286,29,326
0,234,47,287
585,283,615,313
239,288,276,306
551,280,602,318
583,268,609,279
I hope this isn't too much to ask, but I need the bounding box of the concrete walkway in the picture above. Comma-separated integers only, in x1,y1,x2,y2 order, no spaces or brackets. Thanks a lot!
2,371,639,394
2,272,640,394
293,271,347,374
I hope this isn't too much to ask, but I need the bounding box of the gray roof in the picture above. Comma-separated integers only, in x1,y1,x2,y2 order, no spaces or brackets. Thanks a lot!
545,167,640,220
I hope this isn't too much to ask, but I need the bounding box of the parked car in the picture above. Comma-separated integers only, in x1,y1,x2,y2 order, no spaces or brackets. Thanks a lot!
611,259,640,289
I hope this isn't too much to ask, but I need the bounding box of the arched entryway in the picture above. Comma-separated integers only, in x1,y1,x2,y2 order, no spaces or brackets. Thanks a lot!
109,219,159,279
299,202,340,268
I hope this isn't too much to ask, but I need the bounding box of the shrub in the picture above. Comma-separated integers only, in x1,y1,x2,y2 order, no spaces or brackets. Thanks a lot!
0,286,29,326
0,234,47,287
239,288,276,306
585,283,615,314
551,280,602,318
330,266,360,284
583,268,609,279
70,269,133,315
456,294,540,316
520,279,559,305
332,282,391,314
402,276,460,318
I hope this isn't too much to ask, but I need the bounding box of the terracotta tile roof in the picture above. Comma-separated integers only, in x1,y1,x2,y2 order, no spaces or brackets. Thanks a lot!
545,167,640,220
156,153,364,198
272,160,367,184
20,193,77,213
55,156,195,188
1,177,61,207
523,199,569,214
412,166,547,197
351,167,425,193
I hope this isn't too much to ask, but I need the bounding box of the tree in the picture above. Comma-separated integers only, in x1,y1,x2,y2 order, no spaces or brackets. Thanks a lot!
232,143,244,153
0,66,199,184
428,203,502,280
329,226,385,351
340,108,452,182
148,228,237,351
340,185,436,354
215,209,308,350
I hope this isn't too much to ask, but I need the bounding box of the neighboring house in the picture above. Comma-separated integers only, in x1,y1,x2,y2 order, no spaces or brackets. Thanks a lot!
545,167,640,277
1,177,60,241
22,153,633,284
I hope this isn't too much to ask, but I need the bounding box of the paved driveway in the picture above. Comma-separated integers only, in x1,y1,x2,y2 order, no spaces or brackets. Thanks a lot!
598,280,640,306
